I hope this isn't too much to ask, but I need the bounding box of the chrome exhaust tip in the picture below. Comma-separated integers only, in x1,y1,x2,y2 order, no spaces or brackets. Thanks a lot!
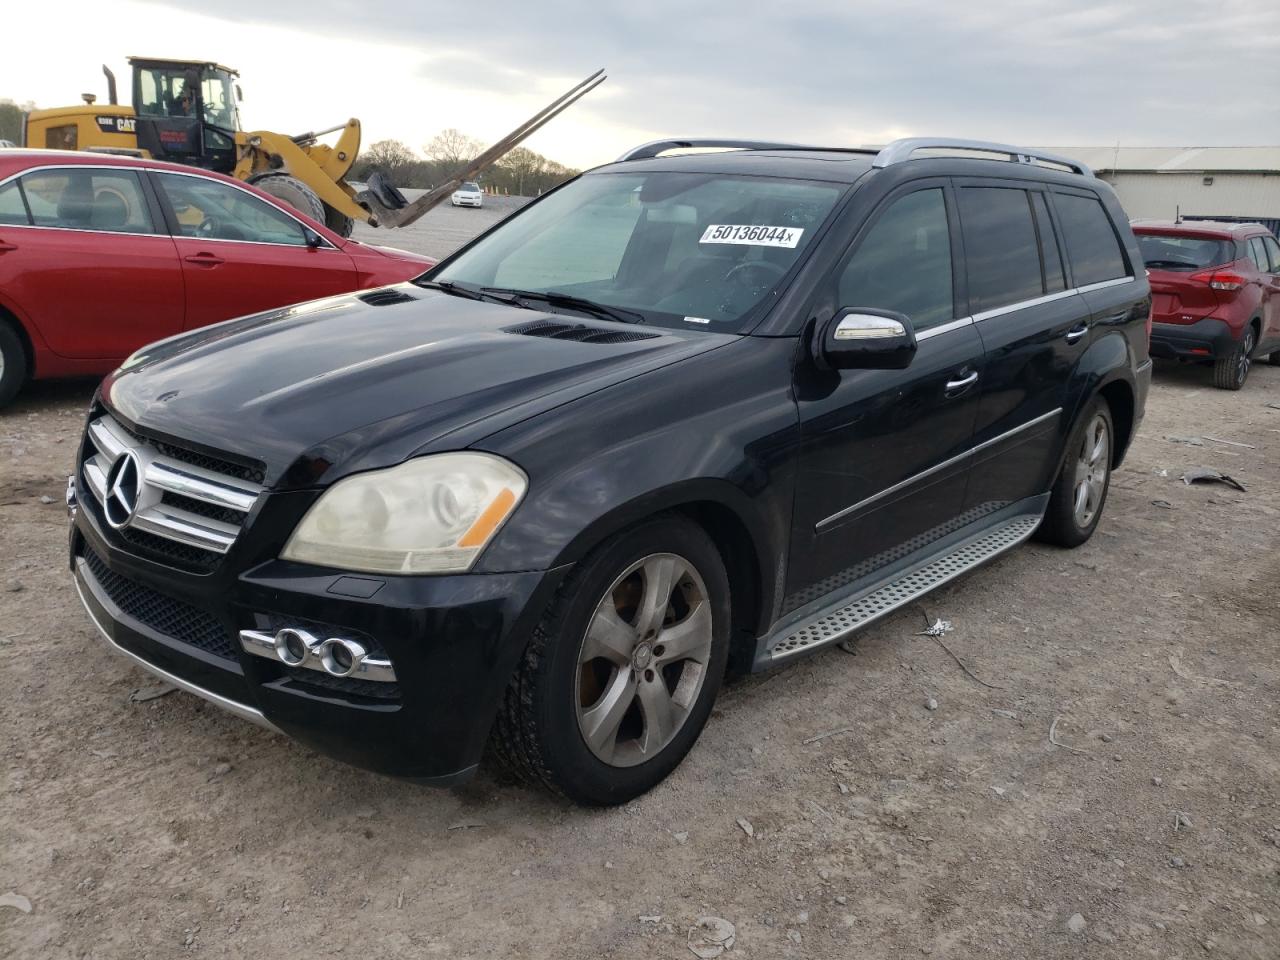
319,637,367,677
274,627,321,666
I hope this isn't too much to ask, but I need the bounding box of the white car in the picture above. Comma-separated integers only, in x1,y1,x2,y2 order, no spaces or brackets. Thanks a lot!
451,181,484,208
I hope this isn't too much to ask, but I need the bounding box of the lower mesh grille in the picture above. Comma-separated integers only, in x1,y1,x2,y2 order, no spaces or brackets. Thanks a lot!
82,546,236,662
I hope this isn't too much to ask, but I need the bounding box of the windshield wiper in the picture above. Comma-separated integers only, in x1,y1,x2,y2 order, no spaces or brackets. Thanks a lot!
416,279,487,301
481,287,647,325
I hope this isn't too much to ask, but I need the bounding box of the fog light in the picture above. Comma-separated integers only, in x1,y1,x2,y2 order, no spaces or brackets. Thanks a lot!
274,627,320,665
319,638,367,677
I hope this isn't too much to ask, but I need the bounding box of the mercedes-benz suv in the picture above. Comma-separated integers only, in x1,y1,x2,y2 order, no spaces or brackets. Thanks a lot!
68,137,1152,805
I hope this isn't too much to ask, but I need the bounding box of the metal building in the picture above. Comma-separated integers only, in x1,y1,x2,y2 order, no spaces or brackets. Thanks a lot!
1042,146,1280,235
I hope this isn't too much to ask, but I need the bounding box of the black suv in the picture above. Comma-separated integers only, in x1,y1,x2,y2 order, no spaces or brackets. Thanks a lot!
68,137,1152,804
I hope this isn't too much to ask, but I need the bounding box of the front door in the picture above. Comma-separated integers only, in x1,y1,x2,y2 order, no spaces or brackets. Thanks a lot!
785,182,984,616
0,166,184,360
150,171,357,330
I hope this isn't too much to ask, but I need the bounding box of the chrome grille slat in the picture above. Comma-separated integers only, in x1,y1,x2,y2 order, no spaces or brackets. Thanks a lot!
80,414,263,562
144,459,259,512
129,504,239,554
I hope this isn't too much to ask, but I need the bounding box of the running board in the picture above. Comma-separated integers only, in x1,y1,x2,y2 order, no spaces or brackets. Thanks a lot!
766,513,1042,663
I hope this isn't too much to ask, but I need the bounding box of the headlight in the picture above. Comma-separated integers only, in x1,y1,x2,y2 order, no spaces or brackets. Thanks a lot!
281,453,527,574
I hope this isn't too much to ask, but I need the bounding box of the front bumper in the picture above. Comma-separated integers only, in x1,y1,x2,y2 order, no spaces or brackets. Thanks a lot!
1149,316,1239,360
69,498,568,784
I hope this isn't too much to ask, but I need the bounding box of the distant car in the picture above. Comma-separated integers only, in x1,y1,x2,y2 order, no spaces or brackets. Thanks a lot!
451,181,483,208
0,149,433,406
1133,220,1280,389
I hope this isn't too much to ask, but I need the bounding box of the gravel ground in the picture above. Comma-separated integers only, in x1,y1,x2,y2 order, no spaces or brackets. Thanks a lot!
3,344,1280,956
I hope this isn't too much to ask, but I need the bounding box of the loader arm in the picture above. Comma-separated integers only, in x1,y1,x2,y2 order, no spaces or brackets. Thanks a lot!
234,123,367,222
361,69,606,229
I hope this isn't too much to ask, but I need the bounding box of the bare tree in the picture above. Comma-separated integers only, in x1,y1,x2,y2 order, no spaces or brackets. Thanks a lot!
501,146,548,198
0,100,35,145
363,139,417,174
423,128,484,171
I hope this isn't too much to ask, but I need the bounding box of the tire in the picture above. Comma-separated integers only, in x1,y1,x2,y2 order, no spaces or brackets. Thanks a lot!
323,203,354,238
1212,326,1255,390
1268,350,1280,367
490,515,731,805
1035,396,1114,548
0,322,27,408
247,173,325,226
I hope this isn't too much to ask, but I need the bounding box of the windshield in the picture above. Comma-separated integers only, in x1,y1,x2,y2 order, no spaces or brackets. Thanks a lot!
427,171,845,331
460,182,480,192
1136,234,1233,271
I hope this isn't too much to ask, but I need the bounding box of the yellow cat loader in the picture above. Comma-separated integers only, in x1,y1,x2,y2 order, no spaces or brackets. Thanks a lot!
23,59,605,236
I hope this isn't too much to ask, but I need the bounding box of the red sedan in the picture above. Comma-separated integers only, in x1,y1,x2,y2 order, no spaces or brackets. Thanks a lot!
0,150,433,406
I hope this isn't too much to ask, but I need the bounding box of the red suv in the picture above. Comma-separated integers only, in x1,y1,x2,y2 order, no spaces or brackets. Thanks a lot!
1133,221,1280,389
0,150,433,407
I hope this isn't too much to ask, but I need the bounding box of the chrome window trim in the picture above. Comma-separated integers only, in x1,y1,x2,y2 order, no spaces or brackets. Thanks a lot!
0,161,338,250
906,276,1136,341
816,407,1062,532
915,315,975,341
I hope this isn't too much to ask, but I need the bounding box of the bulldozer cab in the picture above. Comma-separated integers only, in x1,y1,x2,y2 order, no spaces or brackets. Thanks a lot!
129,58,241,173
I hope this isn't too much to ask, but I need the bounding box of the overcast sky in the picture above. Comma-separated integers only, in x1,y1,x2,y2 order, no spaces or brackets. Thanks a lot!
4,0,1278,168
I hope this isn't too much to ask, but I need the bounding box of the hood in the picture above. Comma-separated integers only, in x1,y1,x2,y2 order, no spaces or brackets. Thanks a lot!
103,287,730,488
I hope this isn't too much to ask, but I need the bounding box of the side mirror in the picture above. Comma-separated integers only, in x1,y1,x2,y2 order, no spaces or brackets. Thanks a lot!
304,229,324,249
817,308,917,371
236,84,244,103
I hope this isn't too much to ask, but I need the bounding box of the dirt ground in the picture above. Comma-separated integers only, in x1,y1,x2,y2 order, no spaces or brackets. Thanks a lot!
3,342,1280,958
350,193,526,260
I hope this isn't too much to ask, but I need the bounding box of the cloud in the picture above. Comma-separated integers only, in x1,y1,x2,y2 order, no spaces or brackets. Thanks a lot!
18,0,1280,167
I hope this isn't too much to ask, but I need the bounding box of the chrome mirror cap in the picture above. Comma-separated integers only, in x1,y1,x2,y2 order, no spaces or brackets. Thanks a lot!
833,314,909,340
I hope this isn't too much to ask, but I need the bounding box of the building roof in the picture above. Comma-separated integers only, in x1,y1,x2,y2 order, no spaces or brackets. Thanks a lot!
1035,146,1280,174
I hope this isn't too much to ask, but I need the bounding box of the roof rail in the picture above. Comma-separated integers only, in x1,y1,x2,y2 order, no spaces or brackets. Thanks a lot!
616,139,813,162
872,138,1092,177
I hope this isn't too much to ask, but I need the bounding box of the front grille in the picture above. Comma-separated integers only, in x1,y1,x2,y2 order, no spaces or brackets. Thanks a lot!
83,545,236,662
78,413,265,569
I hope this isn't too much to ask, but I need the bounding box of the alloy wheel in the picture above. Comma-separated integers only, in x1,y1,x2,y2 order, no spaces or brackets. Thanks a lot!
575,553,713,767
1237,329,1255,386
1072,413,1111,529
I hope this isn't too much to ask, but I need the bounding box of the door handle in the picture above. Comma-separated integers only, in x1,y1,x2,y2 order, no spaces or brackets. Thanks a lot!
1064,323,1088,344
183,252,225,267
944,370,979,397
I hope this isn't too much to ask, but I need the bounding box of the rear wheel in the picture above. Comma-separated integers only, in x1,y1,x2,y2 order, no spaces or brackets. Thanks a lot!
490,516,731,805
1035,397,1113,548
1213,326,1255,390
247,173,325,227
0,322,28,408
323,204,354,238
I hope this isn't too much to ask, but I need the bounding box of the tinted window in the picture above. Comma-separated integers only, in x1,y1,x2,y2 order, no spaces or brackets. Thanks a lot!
155,173,308,245
1135,234,1233,271
838,188,953,330
20,169,155,233
1031,192,1065,291
1053,192,1128,286
1248,237,1270,272
958,187,1043,312
1263,236,1280,273
0,180,29,225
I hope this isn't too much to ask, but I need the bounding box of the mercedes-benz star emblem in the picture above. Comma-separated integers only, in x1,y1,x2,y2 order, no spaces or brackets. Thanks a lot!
104,450,142,529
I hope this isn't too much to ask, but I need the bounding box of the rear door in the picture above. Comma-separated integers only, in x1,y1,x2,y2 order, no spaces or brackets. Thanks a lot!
150,171,358,330
0,165,184,359
956,180,1085,511
1250,236,1280,347
786,182,984,613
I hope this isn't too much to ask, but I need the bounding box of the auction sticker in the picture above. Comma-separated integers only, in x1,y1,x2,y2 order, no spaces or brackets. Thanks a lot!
700,224,803,248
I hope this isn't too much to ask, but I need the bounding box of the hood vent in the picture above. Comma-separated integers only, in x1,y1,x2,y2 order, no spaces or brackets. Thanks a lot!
505,319,658,344
357,288,418,306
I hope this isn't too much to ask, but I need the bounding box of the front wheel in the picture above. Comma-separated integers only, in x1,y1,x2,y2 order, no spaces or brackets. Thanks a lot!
1267,350,1280,367
490,516,730,805
1035,397,1113,548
